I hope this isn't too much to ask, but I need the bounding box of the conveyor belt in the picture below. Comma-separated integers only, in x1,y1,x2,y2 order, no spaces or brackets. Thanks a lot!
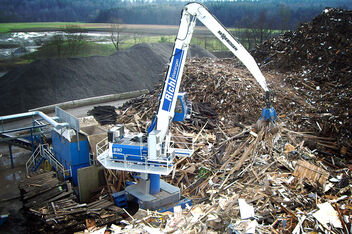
0,132,33,150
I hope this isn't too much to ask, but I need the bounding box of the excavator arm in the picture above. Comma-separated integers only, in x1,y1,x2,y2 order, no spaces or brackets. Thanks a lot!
153,2,274,143
98,3,277,209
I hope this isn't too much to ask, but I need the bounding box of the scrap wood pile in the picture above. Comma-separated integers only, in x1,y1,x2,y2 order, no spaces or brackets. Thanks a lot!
117,55,349,157
114,108,352,232
18,171,73,210
18,171,124,232
253,8,352,82
252,8,352,149
112,57,351,232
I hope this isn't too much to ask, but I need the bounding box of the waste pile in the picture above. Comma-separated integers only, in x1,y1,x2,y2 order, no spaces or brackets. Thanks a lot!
18,171,124,233
253,8,352,80
118,56,348,157
108,56,351,233
13,9,352,233
252,8,352,149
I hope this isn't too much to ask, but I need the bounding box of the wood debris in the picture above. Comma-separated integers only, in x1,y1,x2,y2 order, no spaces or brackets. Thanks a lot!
87,105,117,125
19,9,352,233
107,15,352,229
18,170,124,232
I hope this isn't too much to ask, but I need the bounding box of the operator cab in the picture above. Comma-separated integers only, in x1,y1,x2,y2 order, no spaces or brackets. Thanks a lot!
147,92,191,134
173,92,191,122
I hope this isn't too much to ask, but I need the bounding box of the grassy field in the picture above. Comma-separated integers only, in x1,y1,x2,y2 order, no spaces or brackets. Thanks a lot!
0,22,285,67
0,21,283,34
0,22,83,33
0,22,178,33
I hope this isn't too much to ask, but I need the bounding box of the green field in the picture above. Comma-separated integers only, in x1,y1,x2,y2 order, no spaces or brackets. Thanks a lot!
0,22,285,66
0,21,283,34
0,22,86,33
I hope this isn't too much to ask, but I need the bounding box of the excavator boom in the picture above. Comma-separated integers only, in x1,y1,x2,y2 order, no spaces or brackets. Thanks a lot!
154,2,273,142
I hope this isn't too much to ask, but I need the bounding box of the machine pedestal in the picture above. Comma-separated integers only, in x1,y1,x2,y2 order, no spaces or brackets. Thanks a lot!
125,179,180,210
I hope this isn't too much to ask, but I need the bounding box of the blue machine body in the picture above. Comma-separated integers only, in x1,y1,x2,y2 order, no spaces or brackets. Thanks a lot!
149,174,161,194
51,130,90,185
112,143,147,162
147,93,190,134
172,93,189,122
261,106,278,122
111,143,170,167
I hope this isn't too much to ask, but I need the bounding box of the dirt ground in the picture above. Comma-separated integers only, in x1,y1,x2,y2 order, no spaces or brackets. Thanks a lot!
0,43,215,116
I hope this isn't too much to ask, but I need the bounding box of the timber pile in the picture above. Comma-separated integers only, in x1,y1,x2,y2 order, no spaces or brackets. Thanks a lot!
88,105,117,125
109,55,351,231
114,104,352,232
19,171,124,232
18,171,71,210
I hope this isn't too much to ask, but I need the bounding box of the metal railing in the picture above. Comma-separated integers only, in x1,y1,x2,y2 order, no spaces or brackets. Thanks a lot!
26,145,41,174
96,137,109,162
96,135,174,175
169,135,194,157
26,144,70,177
41,145,71,177
33,119,51,136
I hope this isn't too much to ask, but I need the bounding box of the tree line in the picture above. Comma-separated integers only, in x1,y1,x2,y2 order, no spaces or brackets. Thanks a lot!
0,0,350,30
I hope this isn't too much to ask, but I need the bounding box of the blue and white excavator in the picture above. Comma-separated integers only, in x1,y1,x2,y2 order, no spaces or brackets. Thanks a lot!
97,2,277,210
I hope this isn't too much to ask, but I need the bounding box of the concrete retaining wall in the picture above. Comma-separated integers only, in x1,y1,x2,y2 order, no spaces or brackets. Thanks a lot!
29,89,149,113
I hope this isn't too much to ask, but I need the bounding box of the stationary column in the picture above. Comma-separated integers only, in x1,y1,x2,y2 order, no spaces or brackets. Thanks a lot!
149,173,160,194
8,144,14,169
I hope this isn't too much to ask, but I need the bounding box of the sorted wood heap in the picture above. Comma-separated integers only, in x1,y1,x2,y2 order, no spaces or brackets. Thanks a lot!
117,55,348,156
253,8,352,81
19,171,124,232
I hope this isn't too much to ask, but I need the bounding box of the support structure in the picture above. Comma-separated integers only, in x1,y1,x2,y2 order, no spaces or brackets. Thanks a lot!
8,144,13,169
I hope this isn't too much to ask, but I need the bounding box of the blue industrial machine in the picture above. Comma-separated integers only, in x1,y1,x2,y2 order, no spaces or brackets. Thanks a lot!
51,130,90,185
49,107,92,185
98,2,277,211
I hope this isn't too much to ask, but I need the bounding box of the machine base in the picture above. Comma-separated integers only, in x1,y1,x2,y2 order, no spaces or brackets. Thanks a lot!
126,179,180,210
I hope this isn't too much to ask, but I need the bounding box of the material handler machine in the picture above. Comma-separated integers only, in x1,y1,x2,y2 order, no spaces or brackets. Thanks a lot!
97,2,277,210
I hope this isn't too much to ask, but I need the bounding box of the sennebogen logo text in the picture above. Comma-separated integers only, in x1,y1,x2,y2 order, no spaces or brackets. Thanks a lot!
218,30,238,51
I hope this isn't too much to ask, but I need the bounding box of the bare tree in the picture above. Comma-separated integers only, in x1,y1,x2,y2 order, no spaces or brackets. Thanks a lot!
64,25,87,56
279,3,292,30
133,32,142,45
110,18,126,50
251,10,273,46
51,34,64,57
240,10,273,50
